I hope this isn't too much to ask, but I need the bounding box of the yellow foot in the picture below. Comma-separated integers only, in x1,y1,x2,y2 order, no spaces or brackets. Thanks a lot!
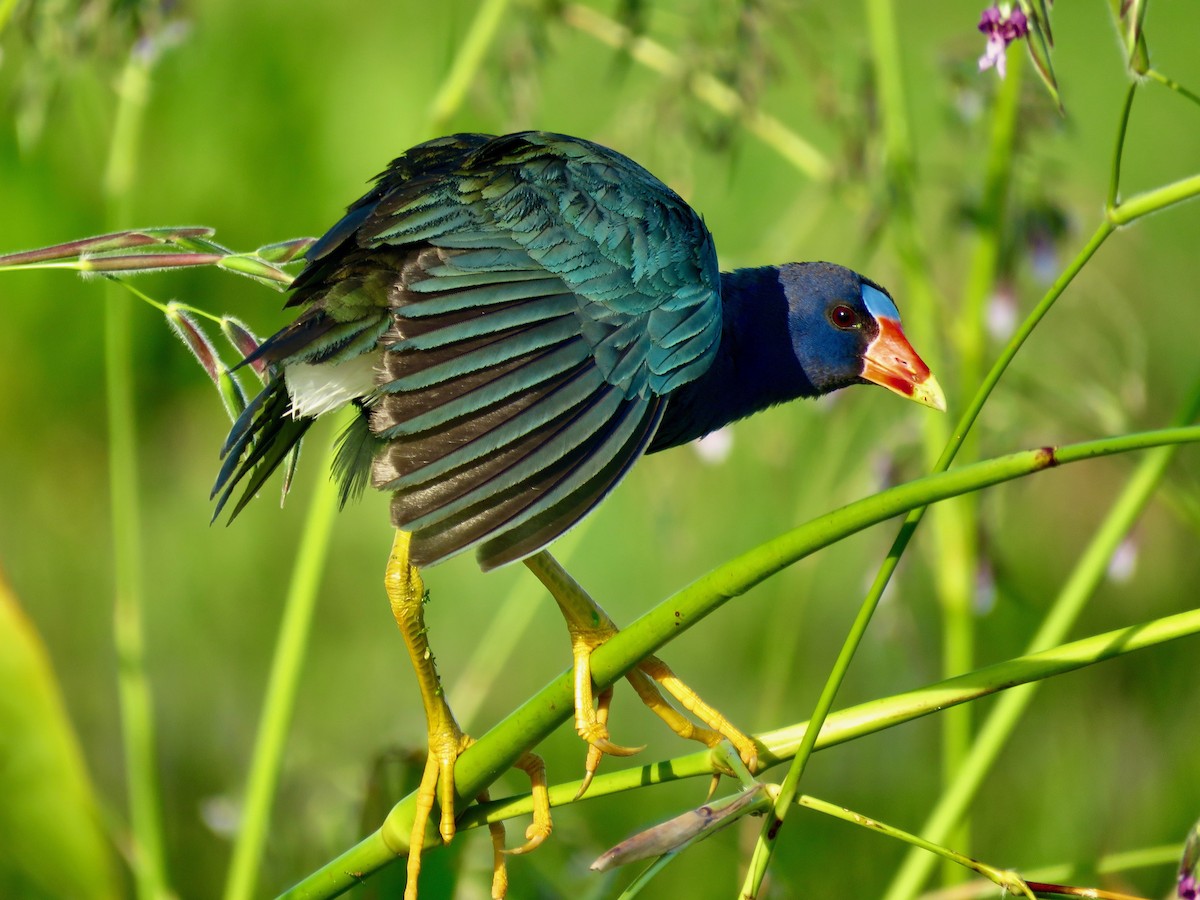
571,633,761,795
637,655,761,775
506,750,552,855
405,723,469,900
522,551,761,796
478,750,551,899
404,728,554,899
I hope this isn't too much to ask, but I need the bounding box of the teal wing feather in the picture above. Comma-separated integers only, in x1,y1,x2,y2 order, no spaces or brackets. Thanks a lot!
211,136,493,517
214,132,723,570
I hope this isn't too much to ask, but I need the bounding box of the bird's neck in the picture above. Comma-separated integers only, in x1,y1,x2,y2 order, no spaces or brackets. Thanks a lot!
648,266,819,452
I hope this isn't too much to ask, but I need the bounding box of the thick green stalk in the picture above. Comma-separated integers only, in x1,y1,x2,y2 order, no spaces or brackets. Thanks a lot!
276,427,1200,898
222,439,343,900
881,373,1200,900
103,47,171,900
280,601,1200,899
1108,171,1200,225
458,604,1200,827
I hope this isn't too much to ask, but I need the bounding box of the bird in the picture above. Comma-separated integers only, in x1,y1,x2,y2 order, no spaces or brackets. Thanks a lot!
211,130,944,898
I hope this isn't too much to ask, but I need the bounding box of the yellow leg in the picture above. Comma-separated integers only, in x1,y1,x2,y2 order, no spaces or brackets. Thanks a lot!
386,532,552,899
522,551,761,795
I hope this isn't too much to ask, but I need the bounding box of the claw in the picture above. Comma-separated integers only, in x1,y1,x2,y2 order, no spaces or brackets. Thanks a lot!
406,751,444,900
523,550,759,798
506,750,552,855
577,686,612,798
638,655,762,775
581,733,645,757
570,632,644,771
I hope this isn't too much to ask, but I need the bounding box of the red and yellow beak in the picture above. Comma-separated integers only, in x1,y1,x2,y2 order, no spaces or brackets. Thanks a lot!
862,317,946,412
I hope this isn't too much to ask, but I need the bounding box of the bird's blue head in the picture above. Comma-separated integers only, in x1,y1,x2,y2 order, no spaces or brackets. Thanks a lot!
780,262,945,410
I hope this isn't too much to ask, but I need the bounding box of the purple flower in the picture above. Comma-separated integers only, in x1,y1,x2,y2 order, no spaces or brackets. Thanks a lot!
978,4,1030,79
1180,819,1200,900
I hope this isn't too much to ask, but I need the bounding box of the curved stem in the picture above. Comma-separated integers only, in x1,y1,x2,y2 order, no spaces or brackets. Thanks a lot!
275,426,1200,898
881,370,1200,900
279,603,1200,899
1145,68,1200,108
104,46,171,900
1108,83,1138,210
222,443,343,900
560,3,832,182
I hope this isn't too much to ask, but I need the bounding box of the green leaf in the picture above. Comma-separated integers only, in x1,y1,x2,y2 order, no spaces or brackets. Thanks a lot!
216,253,295,286
218,369,248,421
254,237,316,264
1019,0,1062,110
1107,0,1150,75
0,567,120,900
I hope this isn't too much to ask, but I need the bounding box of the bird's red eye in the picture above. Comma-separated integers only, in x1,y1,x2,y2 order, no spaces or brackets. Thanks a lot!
831,305,859,329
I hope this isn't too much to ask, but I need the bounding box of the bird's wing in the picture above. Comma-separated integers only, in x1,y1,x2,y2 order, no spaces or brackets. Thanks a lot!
364,132,723,569
211,137,497,520
217,132,723,570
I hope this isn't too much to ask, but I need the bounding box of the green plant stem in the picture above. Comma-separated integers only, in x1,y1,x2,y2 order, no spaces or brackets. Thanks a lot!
561,4,832,182
741,72,1200,898
795,795,1036,899
1107,83,1137,210
881,371,1200,900
934,52,1022,881
276,427,1200,899
222,438,344,900
739,0,937,889
1109,171,1200,224
1145,68,1200,108
223,10,501,895
281,603,1200,899
425,0,510,134
103,47,171,900
917,844,1182,900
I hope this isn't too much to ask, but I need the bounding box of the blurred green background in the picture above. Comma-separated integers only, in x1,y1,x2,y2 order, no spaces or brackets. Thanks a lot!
1,1,1198,897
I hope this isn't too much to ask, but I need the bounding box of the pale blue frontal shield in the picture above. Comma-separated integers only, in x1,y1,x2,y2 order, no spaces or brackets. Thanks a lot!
862,284,901,323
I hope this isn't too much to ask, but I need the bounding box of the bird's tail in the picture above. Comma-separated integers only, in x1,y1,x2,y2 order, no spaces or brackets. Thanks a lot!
211,375,314,521
210,299,387,521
